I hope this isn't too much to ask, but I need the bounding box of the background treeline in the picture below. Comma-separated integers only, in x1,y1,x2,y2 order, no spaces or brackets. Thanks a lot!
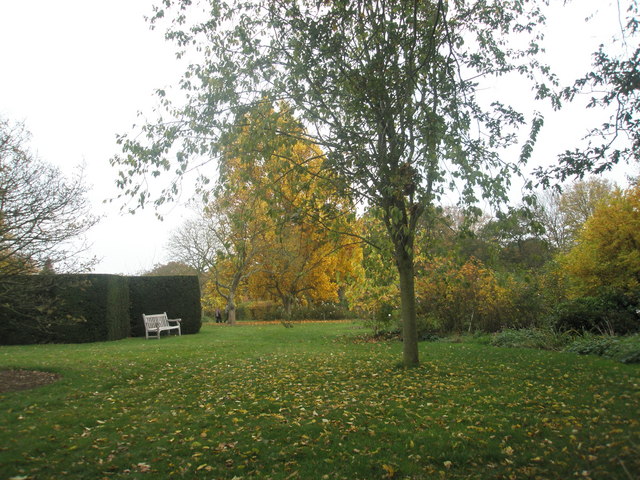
354,178,640,337
155,171,640,337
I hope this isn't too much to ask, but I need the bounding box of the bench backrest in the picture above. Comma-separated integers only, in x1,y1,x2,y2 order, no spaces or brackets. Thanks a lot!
143,313,170,329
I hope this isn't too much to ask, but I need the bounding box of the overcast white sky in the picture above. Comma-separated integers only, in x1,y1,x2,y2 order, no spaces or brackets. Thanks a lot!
0,0,635,274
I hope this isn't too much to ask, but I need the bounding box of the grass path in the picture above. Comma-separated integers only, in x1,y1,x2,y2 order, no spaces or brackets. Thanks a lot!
1,323,638,479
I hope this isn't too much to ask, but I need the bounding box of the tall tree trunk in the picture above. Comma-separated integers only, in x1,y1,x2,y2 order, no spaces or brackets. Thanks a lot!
396,249,419,367
227,293,237,325
282,294,294,320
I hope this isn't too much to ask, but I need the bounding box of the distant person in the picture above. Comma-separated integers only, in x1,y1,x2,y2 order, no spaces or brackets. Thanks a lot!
215,308,222,323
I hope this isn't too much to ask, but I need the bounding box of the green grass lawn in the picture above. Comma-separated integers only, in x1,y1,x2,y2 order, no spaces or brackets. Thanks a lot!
1,323,638,479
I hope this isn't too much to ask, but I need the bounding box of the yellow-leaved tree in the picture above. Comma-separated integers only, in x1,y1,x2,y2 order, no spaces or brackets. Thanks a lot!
200,191,272,325
562,184,640,297
213,103,362,319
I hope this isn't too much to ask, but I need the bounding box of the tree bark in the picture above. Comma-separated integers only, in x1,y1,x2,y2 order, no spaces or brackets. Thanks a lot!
227,294,237,325
282,294,294,321
396,249,419,367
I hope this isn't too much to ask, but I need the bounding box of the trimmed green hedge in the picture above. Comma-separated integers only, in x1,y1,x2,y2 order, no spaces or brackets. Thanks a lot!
52,274,131,343
0,274,131,345
129,275,202,337
0,274,201,344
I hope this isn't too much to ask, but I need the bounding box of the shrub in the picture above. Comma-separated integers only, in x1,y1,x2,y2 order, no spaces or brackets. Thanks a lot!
415,256,511,333
614,336,640,364
290,302,356,321
236,301,281,321
565,334,640,364
491,328,572,351
360,303,397,335
228,300,356,322
500,273,551,330
414,315,441,340
490,329,640,364
564,335,618,356
1,274,203,344
550,289,639,335
233,303,247,321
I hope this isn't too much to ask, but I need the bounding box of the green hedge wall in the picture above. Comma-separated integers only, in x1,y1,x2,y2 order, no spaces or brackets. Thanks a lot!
0,274,131,345
129,275,202,337
51,274,131,343
0,274,201,344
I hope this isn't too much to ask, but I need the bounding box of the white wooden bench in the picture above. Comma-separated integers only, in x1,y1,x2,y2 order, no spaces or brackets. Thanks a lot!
142,312,182,339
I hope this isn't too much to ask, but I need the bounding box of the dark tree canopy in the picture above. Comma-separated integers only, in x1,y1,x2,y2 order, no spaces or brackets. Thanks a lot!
112,0,556,366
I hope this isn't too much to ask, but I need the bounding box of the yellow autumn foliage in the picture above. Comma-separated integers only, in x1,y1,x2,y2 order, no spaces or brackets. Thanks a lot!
245,140,362,310
415,256,510,332
204,102,362,313
562,184,640,297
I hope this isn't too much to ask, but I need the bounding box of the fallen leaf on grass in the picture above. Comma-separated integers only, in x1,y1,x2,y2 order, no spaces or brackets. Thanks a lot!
382,463,397,478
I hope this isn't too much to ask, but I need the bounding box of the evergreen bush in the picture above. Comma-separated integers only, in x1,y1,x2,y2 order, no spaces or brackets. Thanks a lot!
550,289,639,335
490,328,572,350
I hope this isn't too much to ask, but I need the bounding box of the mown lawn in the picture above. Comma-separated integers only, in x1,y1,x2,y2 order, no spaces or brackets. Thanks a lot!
0,322,638,479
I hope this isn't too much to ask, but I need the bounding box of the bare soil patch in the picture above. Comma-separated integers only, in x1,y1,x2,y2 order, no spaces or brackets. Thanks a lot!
0,369,60,393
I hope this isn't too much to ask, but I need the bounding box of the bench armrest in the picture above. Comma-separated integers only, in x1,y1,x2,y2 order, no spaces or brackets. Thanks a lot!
168,318,182,324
